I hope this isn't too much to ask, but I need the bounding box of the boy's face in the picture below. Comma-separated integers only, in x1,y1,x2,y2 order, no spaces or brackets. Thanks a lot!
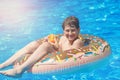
64,25,79,42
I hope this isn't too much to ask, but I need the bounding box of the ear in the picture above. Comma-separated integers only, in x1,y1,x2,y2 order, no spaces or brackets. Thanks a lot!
78,28,80,32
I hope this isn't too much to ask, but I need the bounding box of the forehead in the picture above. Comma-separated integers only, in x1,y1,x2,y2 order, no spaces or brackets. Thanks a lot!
64,25,77,30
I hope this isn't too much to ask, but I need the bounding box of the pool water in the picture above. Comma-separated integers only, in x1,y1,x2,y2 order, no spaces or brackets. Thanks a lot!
0,0,120,80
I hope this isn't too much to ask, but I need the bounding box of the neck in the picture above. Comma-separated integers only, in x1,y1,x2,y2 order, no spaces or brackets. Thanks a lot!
69,40,73,45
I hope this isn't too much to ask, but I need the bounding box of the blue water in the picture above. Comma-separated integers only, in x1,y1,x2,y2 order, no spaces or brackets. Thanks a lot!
0,0,120,80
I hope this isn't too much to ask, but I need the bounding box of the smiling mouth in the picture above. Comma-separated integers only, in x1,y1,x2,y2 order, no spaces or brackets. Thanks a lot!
68,36,74,39
69,35,74,38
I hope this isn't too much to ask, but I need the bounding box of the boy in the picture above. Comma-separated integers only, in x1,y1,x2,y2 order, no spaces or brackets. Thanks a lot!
0,16,84,77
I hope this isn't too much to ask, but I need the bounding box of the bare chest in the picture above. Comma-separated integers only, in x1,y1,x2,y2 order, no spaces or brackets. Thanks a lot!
61,41,72,51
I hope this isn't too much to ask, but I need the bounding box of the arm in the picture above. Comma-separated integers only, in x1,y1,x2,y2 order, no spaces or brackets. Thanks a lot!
66,39,84,56
72,39,84,49
58,36,63,52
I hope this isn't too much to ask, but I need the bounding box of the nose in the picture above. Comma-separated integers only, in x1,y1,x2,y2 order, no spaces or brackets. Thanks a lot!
68,31,72,35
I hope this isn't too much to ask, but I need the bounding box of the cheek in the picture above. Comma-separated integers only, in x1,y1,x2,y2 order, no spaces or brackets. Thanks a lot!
72,32,78,36
74,31,79,35
64,31,68,35
64,33,69,37
64,32,69,37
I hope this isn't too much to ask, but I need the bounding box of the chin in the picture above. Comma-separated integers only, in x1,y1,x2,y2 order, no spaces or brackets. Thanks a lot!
68,38,74,41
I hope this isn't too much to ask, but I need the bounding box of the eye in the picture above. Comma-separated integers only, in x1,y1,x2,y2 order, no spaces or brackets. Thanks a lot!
65,30,69,32
71,29,75,32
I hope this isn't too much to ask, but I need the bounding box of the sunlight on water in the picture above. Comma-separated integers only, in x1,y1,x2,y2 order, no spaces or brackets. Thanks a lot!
0,0,28,25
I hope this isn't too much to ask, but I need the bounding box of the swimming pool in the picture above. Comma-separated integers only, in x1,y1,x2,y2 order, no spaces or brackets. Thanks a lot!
0,0,120,80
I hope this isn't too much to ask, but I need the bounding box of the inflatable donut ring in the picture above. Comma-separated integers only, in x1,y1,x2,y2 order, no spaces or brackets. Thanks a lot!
14,34,111,74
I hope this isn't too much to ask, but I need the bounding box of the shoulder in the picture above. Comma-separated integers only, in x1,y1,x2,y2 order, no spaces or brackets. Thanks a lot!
58,36,67,46
73,38,84,47
59,36,66,42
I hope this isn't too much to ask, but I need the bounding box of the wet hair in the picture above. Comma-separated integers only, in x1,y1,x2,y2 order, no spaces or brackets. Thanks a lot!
62,16,80,30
